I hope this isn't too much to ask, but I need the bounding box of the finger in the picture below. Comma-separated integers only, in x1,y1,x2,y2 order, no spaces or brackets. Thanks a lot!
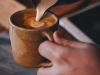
53,31,87,49
39,41,57,62
38,41,70,62
37,67,53,75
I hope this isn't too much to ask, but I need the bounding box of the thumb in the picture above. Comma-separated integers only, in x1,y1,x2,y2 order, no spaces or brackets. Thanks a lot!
53,31,86,48
53,31,71,46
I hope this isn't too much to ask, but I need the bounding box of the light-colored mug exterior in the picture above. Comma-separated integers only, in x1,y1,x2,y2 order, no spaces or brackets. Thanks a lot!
9,8,59,68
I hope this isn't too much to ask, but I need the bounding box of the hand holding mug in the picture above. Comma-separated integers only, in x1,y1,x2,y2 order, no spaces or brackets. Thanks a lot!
38,31,100,75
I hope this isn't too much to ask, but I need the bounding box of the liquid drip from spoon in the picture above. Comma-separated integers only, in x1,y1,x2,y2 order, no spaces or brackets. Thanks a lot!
36,0,58,21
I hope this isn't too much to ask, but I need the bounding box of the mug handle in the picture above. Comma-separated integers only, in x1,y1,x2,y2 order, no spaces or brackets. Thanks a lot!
38,30,54,67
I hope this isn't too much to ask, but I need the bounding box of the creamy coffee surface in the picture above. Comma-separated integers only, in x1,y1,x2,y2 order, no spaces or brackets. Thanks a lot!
36,0,58,21
15,11,56,29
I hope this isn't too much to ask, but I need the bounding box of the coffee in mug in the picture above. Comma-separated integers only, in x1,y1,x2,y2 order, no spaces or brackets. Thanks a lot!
15,11,56,29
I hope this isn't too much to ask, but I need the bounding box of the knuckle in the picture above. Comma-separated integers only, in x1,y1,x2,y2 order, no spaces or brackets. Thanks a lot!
85,43,95,48
54,72,60,75
55,52,64,63
39,41,49,48
57,52,64,59
39,41,49,52
63,40,72,46
84,43,92,48
56,48,70,59
83,43,99,52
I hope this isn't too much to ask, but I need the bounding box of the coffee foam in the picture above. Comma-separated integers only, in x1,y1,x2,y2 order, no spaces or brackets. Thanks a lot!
15,11,56,29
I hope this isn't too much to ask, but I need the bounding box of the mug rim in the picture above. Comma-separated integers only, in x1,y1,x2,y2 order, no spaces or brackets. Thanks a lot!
9,8,59,31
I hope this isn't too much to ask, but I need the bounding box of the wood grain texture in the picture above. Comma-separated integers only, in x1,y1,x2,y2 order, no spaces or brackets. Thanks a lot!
0,0,26,31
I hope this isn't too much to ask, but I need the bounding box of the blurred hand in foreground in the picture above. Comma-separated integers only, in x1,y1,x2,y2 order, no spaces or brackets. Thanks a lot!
38,31,100,75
